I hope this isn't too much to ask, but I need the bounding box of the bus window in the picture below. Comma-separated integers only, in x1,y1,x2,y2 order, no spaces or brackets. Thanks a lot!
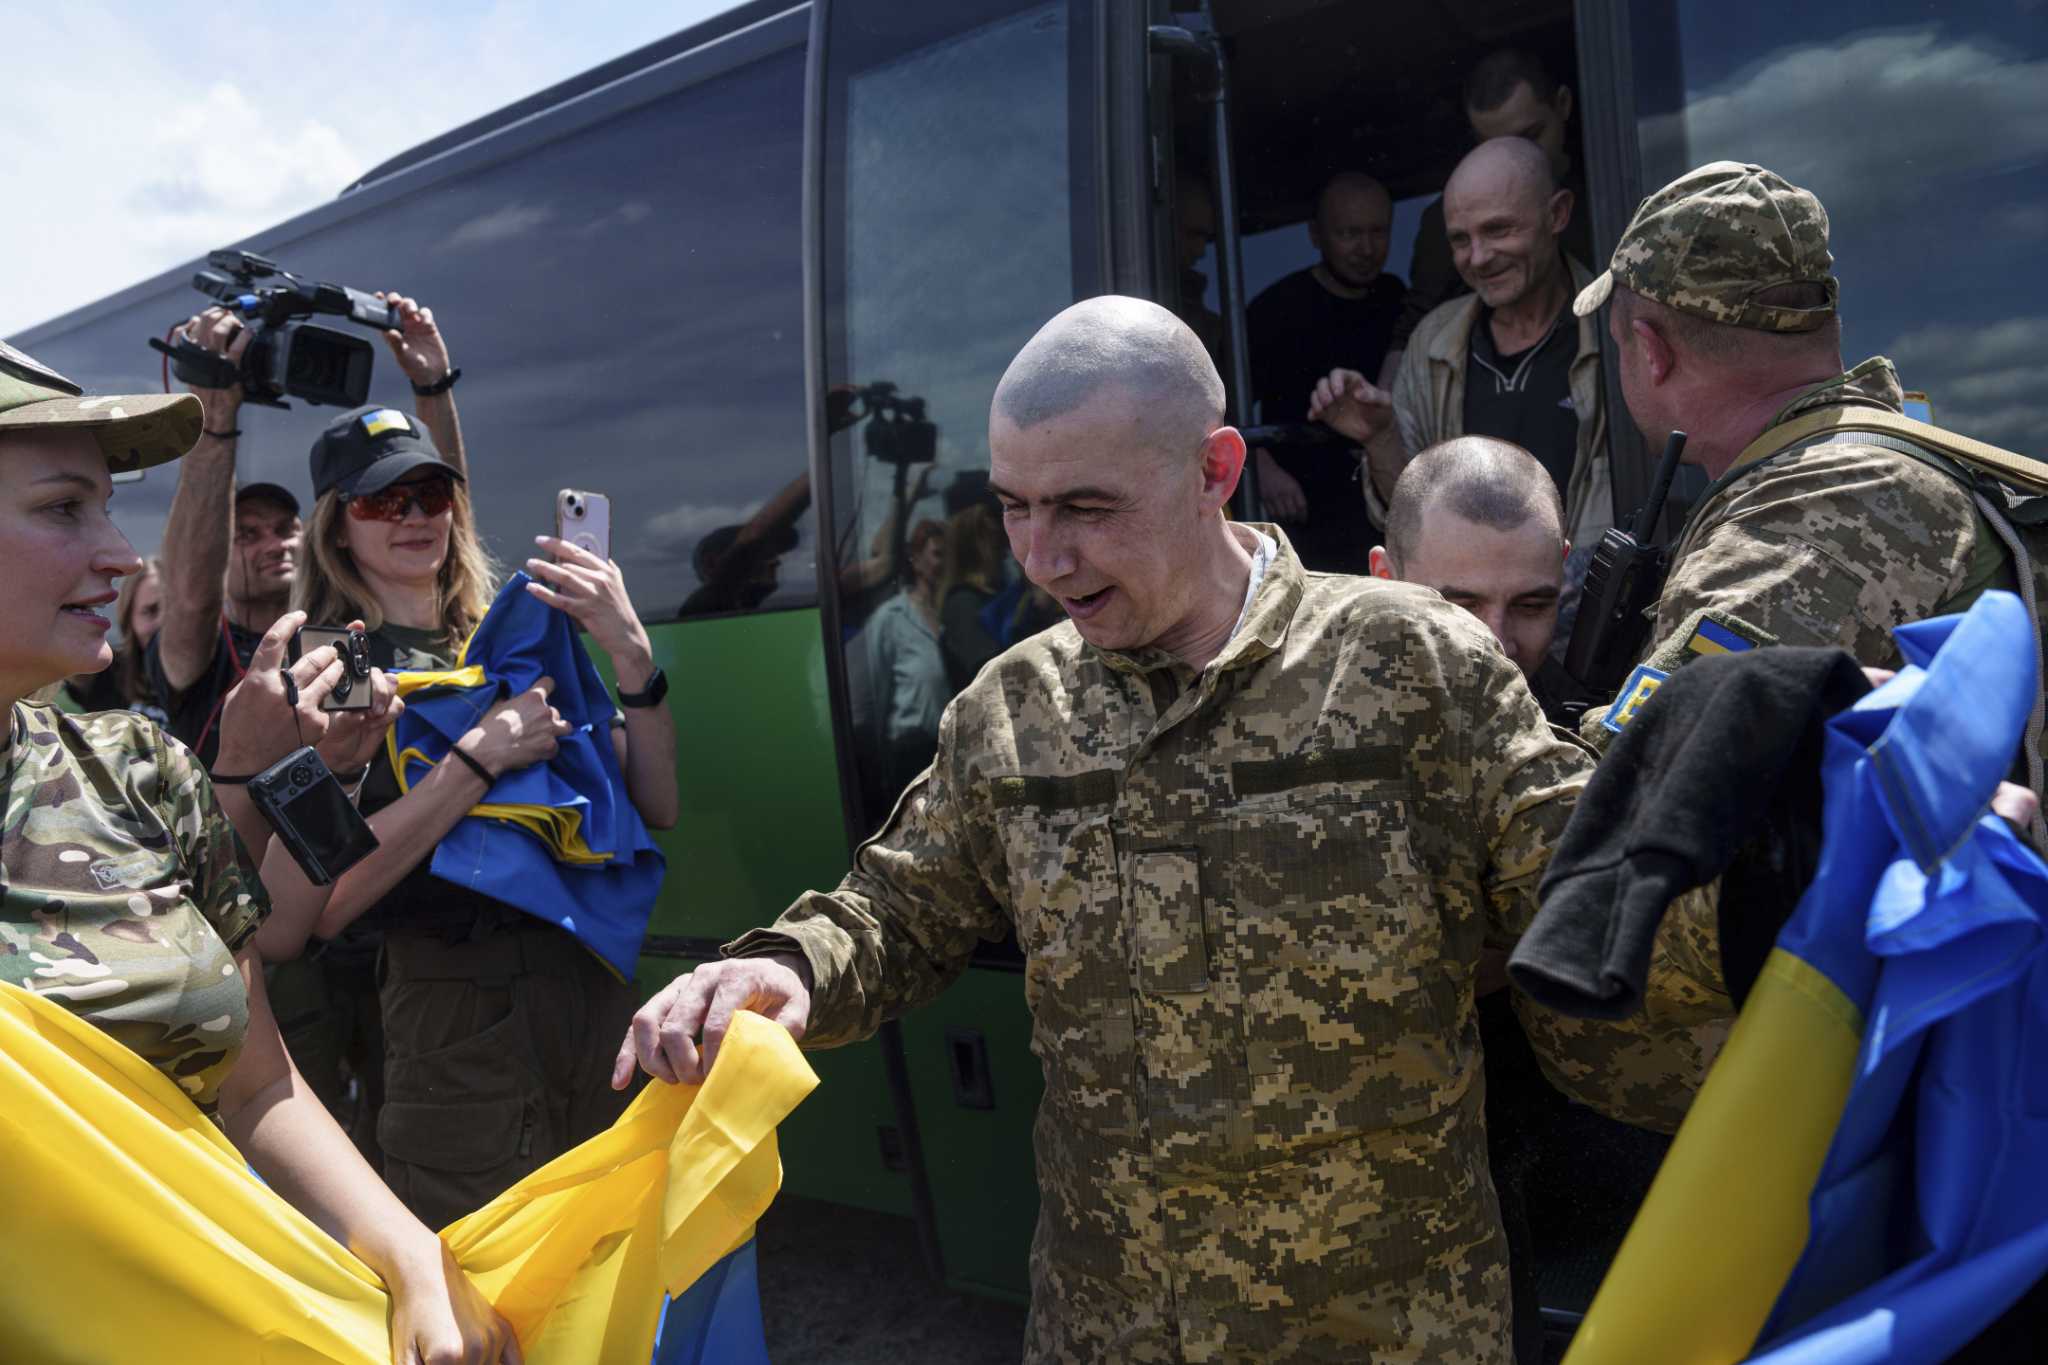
1631,1,2048,457
19,44,811,623
820,0,1101,828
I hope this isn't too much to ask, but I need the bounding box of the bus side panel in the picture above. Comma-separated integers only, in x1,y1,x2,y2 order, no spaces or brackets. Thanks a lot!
630,609,914,1218
898,966,1042,1301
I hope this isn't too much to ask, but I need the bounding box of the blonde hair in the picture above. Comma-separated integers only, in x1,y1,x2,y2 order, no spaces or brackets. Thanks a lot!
294,483,499,649
112,557,162,706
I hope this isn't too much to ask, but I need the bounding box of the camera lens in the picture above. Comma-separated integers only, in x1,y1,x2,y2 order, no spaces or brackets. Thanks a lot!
290,762,315,788
567,495,583,515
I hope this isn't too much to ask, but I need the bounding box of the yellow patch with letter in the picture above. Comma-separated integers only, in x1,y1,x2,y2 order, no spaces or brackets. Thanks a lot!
1602,664,1669,734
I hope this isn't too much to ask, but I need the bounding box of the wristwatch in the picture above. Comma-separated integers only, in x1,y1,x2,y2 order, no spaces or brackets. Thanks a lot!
617,666,668,709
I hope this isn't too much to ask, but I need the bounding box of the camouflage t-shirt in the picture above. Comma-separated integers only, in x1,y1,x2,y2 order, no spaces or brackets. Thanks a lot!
0,703,268,1116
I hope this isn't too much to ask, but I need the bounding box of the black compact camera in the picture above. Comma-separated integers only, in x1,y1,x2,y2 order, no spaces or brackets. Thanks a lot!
247,746,379,886
149,250,400,409
855,382,938,466
290,625,374,712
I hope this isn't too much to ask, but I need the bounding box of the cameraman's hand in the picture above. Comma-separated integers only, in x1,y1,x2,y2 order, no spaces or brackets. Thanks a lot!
177,307,249,429
214,611,344,777
526,536,653,678
375,290,452,390
315,662,402,777
456,677,569,779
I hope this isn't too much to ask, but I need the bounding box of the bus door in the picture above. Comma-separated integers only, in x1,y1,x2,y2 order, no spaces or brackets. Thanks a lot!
808,0,1118,1299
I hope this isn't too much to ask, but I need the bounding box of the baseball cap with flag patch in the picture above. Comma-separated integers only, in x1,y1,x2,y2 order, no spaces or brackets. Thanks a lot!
310,403,464,500
0,339,202,472
1573,160,1839,333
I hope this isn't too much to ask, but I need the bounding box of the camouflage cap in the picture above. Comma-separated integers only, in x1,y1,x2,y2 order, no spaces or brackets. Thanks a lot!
1573,161,1839,332
0,339,201,473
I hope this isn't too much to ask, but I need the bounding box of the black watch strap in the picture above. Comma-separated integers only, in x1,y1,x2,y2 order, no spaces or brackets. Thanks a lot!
617,666,668,709
411,367,462,396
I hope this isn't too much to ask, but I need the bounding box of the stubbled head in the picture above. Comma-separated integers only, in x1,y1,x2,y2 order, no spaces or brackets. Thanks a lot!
1463,48,1574,178
988,296,1244,657
1309,172,1393,289
1444,137,1572,312
1372,436,1566,674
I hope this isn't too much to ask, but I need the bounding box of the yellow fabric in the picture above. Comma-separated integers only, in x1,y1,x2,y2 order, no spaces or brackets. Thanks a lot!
391,663,490,698
0,981,816,1364
1563,948,1864,1365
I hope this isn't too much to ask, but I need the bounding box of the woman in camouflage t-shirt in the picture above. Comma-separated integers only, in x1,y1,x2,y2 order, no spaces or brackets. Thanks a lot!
0,346,519,1365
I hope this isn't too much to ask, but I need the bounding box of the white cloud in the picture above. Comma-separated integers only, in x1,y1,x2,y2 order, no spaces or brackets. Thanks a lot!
1,1,741,336
1646,27,2048,220
1886,314,2048,456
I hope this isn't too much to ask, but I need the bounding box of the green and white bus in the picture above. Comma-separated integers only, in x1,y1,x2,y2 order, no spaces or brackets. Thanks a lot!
15,0,2042,1335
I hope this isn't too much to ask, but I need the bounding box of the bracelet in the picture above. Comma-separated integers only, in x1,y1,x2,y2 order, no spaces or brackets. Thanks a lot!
210,772,256,785
204,428,243,440
411,367,462,397
449,744,496,786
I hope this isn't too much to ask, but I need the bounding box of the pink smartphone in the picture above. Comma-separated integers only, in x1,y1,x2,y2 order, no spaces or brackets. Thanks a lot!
554,488,611,561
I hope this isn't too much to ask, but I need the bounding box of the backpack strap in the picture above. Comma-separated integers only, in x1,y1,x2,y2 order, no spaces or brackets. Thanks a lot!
1728,405,2048,496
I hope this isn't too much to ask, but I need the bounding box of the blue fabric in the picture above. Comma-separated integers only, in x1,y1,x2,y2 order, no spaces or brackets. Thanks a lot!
1747,590,2048,1361
392,572,665,976
651,1240,770,1365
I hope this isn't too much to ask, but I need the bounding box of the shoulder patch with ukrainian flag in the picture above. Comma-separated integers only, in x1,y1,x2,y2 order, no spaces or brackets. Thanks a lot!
361,408,412,438
1687,616,1760,656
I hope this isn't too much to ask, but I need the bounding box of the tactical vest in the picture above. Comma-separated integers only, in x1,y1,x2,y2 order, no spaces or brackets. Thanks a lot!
1724,406,2048,816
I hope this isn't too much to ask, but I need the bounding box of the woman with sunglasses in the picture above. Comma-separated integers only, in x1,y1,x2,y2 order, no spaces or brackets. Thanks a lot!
272,402,678,1236
0,347,518,1363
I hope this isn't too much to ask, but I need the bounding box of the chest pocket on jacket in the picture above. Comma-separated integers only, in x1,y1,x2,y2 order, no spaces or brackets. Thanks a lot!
1228,784,1462,1142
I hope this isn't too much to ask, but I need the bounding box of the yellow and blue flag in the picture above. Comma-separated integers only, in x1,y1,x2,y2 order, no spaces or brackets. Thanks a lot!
389,571,665,976
1567,590,2048,1364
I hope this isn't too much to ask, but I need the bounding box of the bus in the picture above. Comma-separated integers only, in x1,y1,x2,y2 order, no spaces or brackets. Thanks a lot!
15,0,2042,1339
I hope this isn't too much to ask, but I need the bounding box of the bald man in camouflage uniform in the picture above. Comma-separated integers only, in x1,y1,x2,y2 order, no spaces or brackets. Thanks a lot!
1574,161,2022,732
617,297,1728,1363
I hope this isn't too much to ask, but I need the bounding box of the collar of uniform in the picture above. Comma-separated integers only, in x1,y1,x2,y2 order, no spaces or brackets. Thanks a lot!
1765,356,1905,431
1091,523,1305,678
1426,253,1600,369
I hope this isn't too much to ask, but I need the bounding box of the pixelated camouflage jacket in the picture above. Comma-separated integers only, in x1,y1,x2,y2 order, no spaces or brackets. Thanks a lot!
1654,357,2011,668
0,704,267,1117
729,529,1728,1364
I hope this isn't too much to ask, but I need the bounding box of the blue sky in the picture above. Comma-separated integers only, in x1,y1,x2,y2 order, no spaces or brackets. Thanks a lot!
4,1,743,333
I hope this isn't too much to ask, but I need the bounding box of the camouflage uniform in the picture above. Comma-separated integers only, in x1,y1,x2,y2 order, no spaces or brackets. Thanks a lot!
0,704,268,1118
1572,162,2010,693
730,530,1727,1363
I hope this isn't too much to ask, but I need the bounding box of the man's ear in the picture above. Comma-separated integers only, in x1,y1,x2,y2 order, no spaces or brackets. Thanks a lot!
1554,85,1575,127
1548,187,1575,239
1201,426,1247,511
1368,545,1395,580
1630,316,1677,386
1560,537,1572,563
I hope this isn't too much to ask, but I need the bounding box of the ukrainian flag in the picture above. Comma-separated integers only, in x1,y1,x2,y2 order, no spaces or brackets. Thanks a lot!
1687,617,1756,656
1566,590,2048,1364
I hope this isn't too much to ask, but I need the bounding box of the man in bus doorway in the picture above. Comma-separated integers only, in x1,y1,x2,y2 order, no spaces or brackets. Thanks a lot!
1311,136,1613,661
613,296,1733,1363
154,295,467,1168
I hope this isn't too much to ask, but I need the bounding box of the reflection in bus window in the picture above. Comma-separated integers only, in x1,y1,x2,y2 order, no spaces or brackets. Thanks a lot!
21,46,812,622
827,1,1086,824
1633,1,2047,456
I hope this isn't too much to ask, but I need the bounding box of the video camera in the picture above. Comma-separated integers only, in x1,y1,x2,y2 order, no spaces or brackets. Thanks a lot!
854,382,937,466
149,250,399,409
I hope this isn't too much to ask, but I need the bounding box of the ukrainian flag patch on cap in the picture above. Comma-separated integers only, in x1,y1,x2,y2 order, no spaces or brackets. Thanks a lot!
1687,617,1758,656
361,408,411,438
1602,663,1669,734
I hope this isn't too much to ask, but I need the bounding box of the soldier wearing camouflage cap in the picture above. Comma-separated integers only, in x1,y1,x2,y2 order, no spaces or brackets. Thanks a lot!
615,297,1734,1362
1573,162,2030,766
0,339,519,1360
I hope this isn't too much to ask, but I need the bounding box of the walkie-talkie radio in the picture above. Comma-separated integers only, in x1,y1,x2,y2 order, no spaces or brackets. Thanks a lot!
1562,431,1690,703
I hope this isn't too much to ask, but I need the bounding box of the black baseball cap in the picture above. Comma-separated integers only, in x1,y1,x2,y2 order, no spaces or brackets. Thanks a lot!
309,404,464,500
235,481,301,516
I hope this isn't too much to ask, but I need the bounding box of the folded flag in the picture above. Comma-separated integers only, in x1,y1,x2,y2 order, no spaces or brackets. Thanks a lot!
388,571,665,976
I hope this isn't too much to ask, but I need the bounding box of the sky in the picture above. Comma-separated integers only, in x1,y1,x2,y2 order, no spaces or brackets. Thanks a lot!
3,1,746,335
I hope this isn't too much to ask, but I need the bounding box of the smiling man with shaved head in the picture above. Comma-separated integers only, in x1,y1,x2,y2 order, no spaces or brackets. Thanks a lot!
617,296,1733,1363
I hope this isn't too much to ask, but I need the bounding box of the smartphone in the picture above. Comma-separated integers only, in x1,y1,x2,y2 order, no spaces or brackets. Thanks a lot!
289,625,373,712
555,488,612,561
247,746,379,886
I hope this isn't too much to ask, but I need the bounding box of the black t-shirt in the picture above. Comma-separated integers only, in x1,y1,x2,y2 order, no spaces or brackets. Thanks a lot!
1246,267,1405,574
1462,304,1580,497
146,620,265,769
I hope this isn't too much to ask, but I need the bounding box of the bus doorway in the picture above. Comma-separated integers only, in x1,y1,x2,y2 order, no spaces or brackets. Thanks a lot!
1157,2,1661,1356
